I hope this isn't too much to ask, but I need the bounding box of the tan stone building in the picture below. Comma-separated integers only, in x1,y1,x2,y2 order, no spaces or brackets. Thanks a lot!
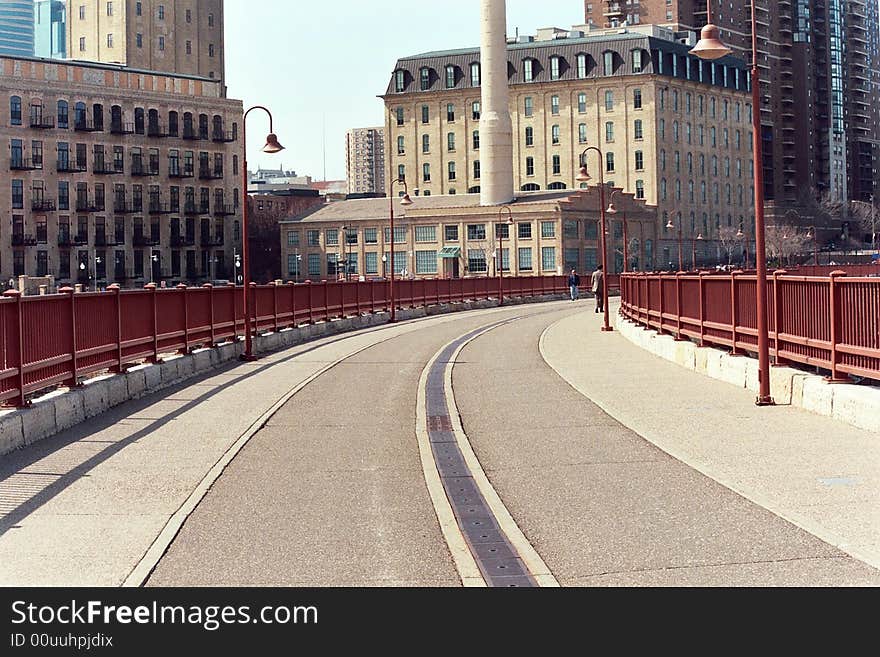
382,23,753,267
66,0,225,91
345,127,385,196
1,54,243,287
279,188,656,282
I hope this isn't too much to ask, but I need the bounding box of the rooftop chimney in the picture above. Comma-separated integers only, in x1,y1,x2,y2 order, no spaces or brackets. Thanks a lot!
479,0,514,206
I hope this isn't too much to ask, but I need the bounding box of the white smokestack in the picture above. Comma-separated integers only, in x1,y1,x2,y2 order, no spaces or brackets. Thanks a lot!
479,0,514,206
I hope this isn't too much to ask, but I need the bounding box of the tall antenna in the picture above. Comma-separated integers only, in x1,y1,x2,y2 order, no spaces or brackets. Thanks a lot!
322,114,327,181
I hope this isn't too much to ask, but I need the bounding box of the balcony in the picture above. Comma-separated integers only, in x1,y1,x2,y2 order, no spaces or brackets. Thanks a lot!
110,121,135,135
183,203,201,215
74,117,103,132
113,201,135,214
29,115,55,129
148,201,172,215
11,234,37,247
211,130,236,143
57,161,87,173
169,167,195,179
93,164,123,175
94,234,116,247
199,167,223,180
130,162,159,177
32,198,57,212
147,123,168,138
133,235,160,247
182,128,202,141
213,203,236,216
202,236,224,246
76,199,104,213
170,235,196,247
10,157,39,171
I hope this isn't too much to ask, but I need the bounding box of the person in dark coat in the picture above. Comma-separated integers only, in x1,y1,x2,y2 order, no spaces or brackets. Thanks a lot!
591,265,605,313
568,269,581,301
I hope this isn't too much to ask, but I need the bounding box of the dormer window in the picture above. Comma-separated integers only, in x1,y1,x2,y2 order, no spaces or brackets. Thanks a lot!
470,62,481,87
603,51,616,76
632,49,643,73
523,58,534,82
445,65,456,89
577,53,588,79
419,67,431,91
550,56,561,80
395,70,405,93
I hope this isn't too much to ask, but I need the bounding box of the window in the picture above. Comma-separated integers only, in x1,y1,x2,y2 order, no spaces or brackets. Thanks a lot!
523,59,534,82
634,119,643,140
158,36,165,51
420,67,431,91
602,51,614,76
395,70,405,93
472,101,480,120
398,164,405,180
551,95,560,115
307,253,321,276
686,93,692,114
577,53,588,78
415,251,437,274
79,37,86,51
605,121,614,142
10,96,21,125
542,247,556,271
208,44,215,58
136,33,143,48
107,33,113,48
518,247,532,271
673,90,679,112
12,180,23,208
384,225,407,243
635,151,644,171
447,103,455,122
445,65,456,88
525,157,534,176
325,229,339,246
635,180,644,199
208,13,214,27
605,90,614,111
470,62,480,87
551,125,560,145
362,227,377,244
422,163,431,183
473,160,480,179
550,56,561,80
185,41,191,55
158,5,164,20
287,254,300,277
552,154,561,175
79,5,86,19
578,123,587,144
365,252,378,275
396,107,404,126
541,221,556,239
422,134,430,153
472,130,480,150
448,161,456,181
421,105,429,124
57,100,68,128
578,93,587,113
468,250,487,274
445,225,459,241
186,8,191,22
524,96,533,117
632,49,643,73
606,152,615,172
447,132,455,152
467,224,486,240
525,126,534,146
518,223,532,240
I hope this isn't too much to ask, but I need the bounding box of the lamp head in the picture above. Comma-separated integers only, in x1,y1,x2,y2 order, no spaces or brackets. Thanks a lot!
736,228,744,238
690,23,732,61
576,166,591,182
400,193,413,207
696,233,704,240
262,133,285,154
606,203,617,215
665,219,675,230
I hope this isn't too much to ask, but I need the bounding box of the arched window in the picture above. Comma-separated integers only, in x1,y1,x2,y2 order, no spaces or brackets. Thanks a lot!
110,105,123,130
168,110,179,136
74,101,87,128
134,107,145,134
521,183,540,192
57,100,69,128
548,182,567,190
198,113,209,139
148,108,160,135
212,114,223,139
183,112,194,137
10,95,23,125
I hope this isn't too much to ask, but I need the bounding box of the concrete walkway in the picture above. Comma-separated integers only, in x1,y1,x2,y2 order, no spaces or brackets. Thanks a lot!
540,300,880,572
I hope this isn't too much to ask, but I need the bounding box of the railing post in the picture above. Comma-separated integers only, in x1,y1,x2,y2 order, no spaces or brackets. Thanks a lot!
273,280,279,333
356,280,362,316
657,274,664,336
59,286,78,387
228,282,237,342
108,284,123,372
827,270,850,383
698,272,706,347
202,283,214,346
3,290,27,407
324,280,330,320
308,282,314,325
145,282,159,363
289,281,297,327
249,282,258,339
177,283,189,354
675,272,685,341
729,271,741,356
772,270,787,366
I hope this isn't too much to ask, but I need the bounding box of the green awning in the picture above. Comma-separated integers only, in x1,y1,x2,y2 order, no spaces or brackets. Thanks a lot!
438,247,461,259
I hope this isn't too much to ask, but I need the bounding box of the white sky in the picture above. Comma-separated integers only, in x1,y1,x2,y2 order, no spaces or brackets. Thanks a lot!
225,0,585,181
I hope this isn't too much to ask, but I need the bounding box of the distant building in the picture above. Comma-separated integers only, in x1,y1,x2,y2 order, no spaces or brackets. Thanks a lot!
248,167,313,193
34,0,66,60
65,0,226,92
345,126,385,195
0,0,34,56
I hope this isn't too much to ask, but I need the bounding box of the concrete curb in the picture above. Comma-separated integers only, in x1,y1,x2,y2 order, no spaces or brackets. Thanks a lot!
614,312,880,433
0,293,567,459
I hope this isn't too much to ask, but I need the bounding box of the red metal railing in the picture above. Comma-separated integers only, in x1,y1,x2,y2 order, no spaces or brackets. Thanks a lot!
620,271,880,384
0,276,572,407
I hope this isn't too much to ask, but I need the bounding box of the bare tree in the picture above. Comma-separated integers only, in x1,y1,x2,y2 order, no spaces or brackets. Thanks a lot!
467,232,497,278
717,226,740,265
766,223,811,266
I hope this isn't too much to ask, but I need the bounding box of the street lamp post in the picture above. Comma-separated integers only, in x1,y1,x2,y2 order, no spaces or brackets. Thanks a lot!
241,106,284,361
692,0,773,405
576,147,612,332
692,233,704,271
664,216,683,271
606,190,629,272
388,177,413,323
496,205,514,306
807,226,818,266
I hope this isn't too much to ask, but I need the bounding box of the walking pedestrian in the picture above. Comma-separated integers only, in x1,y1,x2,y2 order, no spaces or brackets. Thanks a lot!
567,269,581,301
591,265,605,314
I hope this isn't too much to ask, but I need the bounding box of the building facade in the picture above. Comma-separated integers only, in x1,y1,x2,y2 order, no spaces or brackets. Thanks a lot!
345,126,385,196
1,55,243,288
383,25,751,264
0,0,34,56
279,189,657,282
66,0,225,91
586,0,880,220
34,0,67,60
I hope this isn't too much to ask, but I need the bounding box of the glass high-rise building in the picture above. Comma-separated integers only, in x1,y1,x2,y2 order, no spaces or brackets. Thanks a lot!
0,0,34,56
34,0,66,59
